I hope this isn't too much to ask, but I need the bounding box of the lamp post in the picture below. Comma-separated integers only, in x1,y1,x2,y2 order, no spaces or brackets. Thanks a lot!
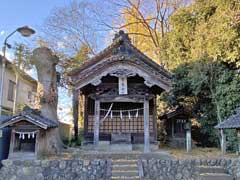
0,26,35,116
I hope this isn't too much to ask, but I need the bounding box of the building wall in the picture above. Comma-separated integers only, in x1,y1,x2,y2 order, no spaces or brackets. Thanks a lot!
59,122,73,142
0,61,37,115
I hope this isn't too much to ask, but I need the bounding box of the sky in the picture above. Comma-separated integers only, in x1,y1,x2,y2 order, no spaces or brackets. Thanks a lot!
0,0,85,123
0,0,71,45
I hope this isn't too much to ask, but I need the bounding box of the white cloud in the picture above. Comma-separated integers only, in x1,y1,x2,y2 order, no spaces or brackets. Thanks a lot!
57,41,65,49
0,30,4,36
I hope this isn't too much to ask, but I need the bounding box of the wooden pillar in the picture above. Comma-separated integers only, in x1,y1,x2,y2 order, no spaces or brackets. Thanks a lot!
94,98,100,149
144,96,150,153
220,129,226,155
172,120,174,138
9,130,15,157
153,97,158,142
72,89,79,141
84,96,88,137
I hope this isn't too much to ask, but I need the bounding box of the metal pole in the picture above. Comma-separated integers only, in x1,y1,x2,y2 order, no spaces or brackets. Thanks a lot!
0,46,7,116
0,30,17,116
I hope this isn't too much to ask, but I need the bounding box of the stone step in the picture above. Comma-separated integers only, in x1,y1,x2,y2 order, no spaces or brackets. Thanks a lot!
112,170,139,177
110,144,133,151
111,176,140,180
197,166,226,174
112,164,138,171
198,173,233,180
112,159,138,165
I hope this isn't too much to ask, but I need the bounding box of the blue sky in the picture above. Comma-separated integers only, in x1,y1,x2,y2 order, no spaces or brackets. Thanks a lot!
0,0,85,123
0,0,71,45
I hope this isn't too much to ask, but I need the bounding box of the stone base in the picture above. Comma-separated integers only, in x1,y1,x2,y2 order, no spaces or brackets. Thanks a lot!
109,144,133,151
80,141,160,152
99,141,110,151
132,144,159,151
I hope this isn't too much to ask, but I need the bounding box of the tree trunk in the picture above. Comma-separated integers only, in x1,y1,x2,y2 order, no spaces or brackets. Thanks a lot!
32,47,62,154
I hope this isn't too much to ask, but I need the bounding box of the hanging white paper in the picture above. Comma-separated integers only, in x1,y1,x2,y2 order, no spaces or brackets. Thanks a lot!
135,109,139,118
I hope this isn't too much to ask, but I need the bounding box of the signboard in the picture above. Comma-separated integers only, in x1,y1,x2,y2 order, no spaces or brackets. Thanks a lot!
118,77,128,95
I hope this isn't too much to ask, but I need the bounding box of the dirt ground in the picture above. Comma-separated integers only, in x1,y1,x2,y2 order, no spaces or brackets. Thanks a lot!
162,147,239,159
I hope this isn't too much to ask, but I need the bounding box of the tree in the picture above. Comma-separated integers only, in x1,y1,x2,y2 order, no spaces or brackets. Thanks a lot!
167,0,240,69
41,1,102,57
113,0,191,66
163,58,240,150
62,43,91,75
69,44,90,141
32,47,62,154
12,43,33,114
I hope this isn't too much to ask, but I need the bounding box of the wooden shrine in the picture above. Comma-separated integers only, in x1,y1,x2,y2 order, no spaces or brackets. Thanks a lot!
0,107,58,159
69,31,172,152
160,107,191,150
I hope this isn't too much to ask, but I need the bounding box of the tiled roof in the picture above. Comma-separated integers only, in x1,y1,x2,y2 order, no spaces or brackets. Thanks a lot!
215,107,240,129
68,30,171,79
0,106,58,129
0,115,10,122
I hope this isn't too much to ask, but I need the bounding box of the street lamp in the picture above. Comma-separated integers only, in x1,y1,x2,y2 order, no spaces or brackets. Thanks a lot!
0,26,35,116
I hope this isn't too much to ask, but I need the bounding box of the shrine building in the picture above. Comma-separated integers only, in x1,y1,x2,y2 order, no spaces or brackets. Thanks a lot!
69,31,172,152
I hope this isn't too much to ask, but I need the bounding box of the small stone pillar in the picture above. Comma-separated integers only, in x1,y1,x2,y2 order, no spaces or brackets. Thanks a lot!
237,129,240,155
220,129,226,155
185,122,191,153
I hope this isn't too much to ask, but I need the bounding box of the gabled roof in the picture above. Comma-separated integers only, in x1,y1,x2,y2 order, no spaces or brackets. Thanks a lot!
68,31,172,92
215,107,240,129
0,106,58,129
159,106,188,120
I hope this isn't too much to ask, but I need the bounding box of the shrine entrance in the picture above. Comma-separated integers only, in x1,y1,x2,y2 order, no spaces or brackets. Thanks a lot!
13,130,37,153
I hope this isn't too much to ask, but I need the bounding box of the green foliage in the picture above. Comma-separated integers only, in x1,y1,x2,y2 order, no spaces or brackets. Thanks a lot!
13,43,33,71
167,0,240,69
63,43,91,74
163,58,240,150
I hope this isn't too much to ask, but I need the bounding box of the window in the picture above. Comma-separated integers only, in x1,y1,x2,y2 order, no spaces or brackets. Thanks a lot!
8,80,16,102
28,91,32,102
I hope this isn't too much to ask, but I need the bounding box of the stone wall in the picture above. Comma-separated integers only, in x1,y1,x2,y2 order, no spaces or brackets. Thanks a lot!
0,159,107,180
141,158,240,180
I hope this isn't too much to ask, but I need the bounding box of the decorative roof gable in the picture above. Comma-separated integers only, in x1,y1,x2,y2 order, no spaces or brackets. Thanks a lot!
0,106,58,129
69,31,172,92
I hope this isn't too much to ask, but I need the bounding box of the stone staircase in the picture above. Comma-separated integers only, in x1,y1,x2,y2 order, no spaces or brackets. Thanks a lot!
197,166,233,180
111,159,140,180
